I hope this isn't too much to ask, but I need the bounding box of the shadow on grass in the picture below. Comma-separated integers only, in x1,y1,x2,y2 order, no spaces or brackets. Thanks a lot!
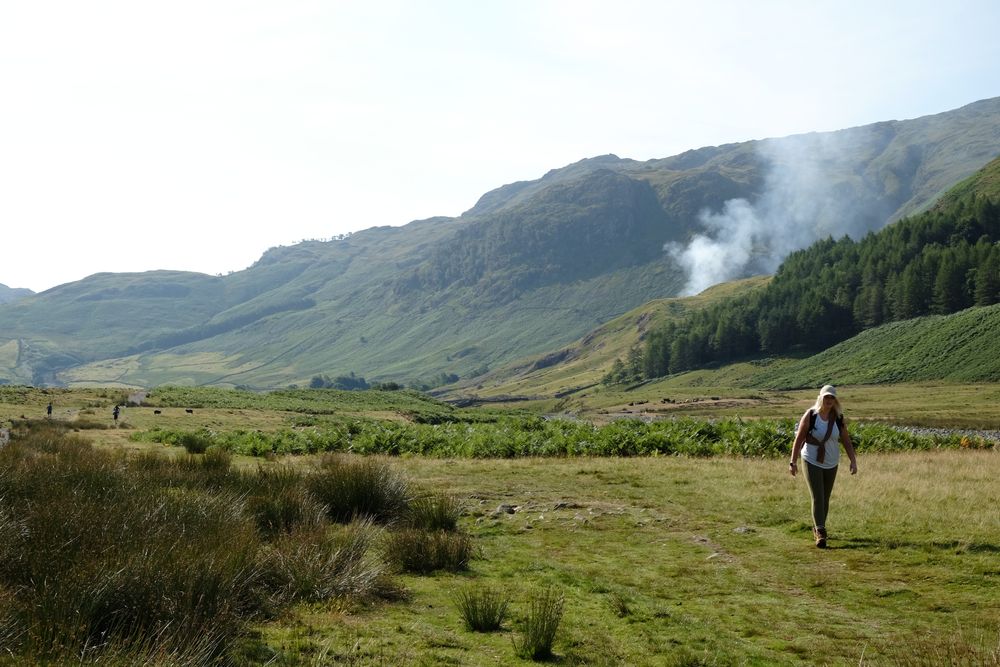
829,537,1000,553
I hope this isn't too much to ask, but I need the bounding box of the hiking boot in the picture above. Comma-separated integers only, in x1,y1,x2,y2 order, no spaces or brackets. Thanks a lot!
813,527,827,549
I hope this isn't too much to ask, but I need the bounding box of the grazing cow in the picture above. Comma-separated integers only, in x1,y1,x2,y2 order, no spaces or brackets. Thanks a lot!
185,409,194,414
153,410,162,415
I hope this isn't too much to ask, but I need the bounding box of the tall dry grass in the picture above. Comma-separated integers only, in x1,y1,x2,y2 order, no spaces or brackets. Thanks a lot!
306,454,410,523
0,422,429,664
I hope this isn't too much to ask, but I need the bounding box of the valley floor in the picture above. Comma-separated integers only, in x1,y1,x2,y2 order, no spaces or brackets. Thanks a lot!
262,451,999,665
1,385,997,664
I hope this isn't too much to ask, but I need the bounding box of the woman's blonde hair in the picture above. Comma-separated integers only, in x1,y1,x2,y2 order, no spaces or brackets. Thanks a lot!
811,385,842,418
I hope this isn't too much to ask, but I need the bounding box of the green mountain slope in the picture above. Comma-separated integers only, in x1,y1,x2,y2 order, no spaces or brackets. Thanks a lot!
0,284,34,305
453,276,771,400
59,261,685,388
751,304,1000,387
2,97,1000,388
633,154,1000,378
475,152,1000,399
473,294,1000,409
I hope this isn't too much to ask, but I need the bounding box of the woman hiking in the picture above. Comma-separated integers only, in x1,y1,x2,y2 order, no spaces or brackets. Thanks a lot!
789,385,858,548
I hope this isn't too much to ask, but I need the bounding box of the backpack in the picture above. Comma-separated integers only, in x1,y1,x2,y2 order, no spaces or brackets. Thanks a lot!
804,408,843,464
808,409,844,432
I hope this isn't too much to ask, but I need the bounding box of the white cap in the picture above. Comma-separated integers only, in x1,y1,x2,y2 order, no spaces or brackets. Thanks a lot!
819,384,837,398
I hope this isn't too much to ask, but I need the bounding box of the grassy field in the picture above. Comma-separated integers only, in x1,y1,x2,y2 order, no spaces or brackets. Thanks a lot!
0,385,472,433
492,380,1000,430
0,386,997,665
260,452,999,665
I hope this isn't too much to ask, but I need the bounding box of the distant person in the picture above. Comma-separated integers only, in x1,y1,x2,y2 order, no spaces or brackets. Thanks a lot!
46,402,52,418
113,405,121,423
789,385,858,548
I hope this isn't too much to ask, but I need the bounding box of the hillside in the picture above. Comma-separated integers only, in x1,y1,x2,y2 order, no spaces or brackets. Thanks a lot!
0,284,33,305
448,276,771,401
472,157,1000,402
751,303,1000,387
632,155,1000,378
461,300,1000,427
2,97,1000,388
456,282,1000,405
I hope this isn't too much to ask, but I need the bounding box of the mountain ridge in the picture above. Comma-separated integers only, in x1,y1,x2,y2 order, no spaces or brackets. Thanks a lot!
0,283,34,305
3,97,1000,387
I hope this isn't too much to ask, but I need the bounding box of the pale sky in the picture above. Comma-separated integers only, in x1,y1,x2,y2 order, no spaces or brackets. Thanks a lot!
2,1,999,293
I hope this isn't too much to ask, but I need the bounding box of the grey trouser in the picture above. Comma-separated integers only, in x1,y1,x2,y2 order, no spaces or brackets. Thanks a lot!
804,460,838,528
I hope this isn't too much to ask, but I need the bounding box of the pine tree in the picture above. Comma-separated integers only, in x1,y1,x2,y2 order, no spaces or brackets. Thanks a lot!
626,345,644,382
894,264,926,319
974,247,1000,306
932,253,967,314
643,329,671,379
601,358,627,386
853,283,886,329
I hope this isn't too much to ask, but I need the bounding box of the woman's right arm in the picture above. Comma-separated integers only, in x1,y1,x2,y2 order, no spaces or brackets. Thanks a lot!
789,412,809,477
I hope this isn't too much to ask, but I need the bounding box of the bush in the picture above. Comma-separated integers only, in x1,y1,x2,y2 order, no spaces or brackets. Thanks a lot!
179,430,214,454
260,521,388,605
128,449,234,492
607,591,632,618
404,492,463,531
0,432,261,663
240,466,327,537
383,529,473,574
453,585,510,632
306,455,410,523
514,587,565,661
0,422,418,664
129,414,995,461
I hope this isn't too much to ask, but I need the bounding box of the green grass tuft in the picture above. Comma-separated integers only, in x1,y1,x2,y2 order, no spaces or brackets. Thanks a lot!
453,584,511,632
383,529,473,574
240,465,327,537
260,522,388,605
514,586,565,661
306,454,411,523
404,492,463,531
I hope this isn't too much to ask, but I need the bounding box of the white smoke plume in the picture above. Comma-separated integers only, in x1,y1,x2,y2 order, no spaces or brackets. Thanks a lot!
667,129,887,295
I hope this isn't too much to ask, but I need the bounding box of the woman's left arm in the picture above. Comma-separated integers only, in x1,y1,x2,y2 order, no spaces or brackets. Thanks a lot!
842,423,858,475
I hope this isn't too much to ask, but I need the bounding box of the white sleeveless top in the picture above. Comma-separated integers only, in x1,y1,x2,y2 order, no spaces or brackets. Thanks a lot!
801,412,840,469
